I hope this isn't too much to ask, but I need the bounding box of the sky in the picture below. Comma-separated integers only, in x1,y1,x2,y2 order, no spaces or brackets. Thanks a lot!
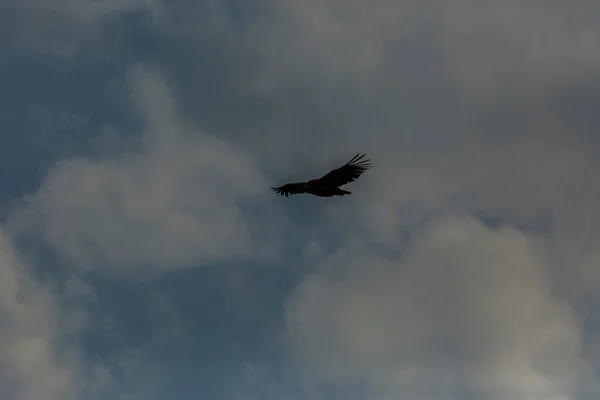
2,1,600,399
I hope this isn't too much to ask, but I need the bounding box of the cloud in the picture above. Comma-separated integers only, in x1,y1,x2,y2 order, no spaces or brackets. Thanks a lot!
0,222,171,400
0,0,163,56
285,216,587,400
253,1,600,92
13,64,275,272
223,0,600,251
225,0,600,179
0,226,84,400
3,1,600,399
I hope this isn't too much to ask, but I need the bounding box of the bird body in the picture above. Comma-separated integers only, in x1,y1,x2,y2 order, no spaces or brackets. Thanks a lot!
271,153,372,197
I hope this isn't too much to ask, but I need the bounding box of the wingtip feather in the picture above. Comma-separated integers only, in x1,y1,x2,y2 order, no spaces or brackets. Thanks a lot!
348,153,371,168
348,153,365,164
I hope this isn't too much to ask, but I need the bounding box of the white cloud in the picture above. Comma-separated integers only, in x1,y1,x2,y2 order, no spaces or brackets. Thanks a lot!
0,226,81,400
0,223,170,400
14,64,274,272
285,216,588,399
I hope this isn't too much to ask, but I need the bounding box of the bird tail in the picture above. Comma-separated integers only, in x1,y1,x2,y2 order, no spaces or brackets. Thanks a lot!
336,189,351,196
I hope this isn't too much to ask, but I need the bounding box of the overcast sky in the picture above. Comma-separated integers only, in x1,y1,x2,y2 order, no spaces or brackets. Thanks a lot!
2,1,600,399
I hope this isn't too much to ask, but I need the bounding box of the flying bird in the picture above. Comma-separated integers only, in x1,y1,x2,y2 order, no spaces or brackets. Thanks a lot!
271,153,372,197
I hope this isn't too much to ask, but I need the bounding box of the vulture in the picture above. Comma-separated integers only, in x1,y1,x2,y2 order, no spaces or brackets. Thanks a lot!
271,153,372,197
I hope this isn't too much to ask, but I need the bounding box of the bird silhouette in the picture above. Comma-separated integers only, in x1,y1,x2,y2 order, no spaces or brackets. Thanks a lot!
271,153,372,197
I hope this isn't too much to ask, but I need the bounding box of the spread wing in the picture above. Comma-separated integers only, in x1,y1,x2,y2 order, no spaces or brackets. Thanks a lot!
271,182,307,197
317,153,372,187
